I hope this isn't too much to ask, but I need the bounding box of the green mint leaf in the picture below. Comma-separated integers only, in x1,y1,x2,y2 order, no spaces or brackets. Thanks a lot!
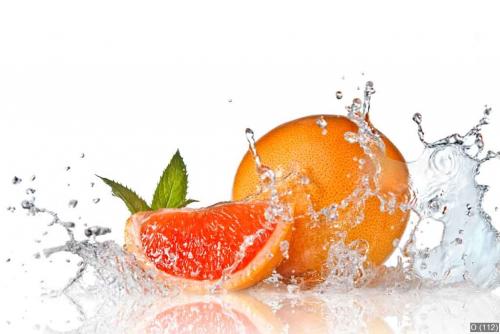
151,150,189,209
97,176,150,214
180,199,198,207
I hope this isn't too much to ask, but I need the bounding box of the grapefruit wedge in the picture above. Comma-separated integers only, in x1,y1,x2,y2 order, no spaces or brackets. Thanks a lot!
125,201,291,292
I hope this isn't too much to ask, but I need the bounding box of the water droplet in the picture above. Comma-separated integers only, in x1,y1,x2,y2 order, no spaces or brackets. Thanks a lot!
352,97,362,106
344,132,358,144
280,240,290,259
495,206,498,212
12,176,22,185
412,113,423,124
25,188,36,195
315,116,328,135
80,153,85,158
427,196,441,213
92,198,101,204
68,200,78,208
365,81,375,93
61,221,75,229
84,226,112,238
392,238,400,247
6,206,16,213
300,176,310,185
466,203,473,216
21,200,34,210
227,98,232,103
336,91,343,100
31,175,36,181
484,105,492,116
34,252,41,259
66,166,71,171
245,128,263,170
454,237,463,245
90,182,95,187
6,258,11,263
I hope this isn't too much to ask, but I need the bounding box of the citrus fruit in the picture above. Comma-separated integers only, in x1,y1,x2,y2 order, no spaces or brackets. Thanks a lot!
125,201,292,292
232,114,409,284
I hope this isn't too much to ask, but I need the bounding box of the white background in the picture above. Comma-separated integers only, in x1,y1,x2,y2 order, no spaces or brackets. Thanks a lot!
1,0,500,332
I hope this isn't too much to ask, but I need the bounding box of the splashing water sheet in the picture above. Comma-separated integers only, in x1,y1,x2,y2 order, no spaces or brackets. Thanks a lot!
1,82,500,333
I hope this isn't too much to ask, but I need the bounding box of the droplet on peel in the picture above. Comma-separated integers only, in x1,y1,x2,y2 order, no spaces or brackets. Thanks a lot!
80,153,85,158
315,116,328,135
92,198,101,204
31,175,36,181
90,182,95,187
344,132,358,144
392,238,400,247
12,176,22,185
68,200,78,208
336,91,343,100
280,240,290,259
65,166,71,171
6,206,16,213
227,98,233,103
25,188,36,195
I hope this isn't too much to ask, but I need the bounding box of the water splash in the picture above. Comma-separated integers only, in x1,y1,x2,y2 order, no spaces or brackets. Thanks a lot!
209,129,294,293
244,81,499,291
5,79,500,332
404,108,500,287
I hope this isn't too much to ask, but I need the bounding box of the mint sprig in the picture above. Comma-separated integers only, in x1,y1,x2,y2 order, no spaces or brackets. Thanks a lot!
151,150,189,210
98,150,197,214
